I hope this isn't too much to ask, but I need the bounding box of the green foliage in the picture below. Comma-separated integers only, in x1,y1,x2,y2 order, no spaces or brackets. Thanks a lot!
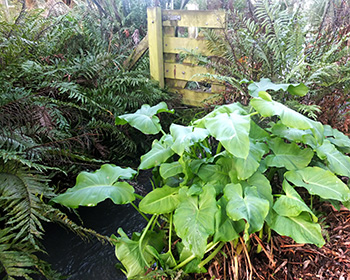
203,0,350,126
0,3,172,279
0,163,107,279
54,80,350,278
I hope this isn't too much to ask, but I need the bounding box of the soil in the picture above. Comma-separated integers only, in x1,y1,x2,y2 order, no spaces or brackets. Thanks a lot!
197,205,350,280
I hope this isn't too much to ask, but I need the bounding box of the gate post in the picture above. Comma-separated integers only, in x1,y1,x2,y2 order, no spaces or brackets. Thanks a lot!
147,7,164,89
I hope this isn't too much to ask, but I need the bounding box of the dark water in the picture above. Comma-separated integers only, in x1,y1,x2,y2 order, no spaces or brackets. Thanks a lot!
42,200,148,280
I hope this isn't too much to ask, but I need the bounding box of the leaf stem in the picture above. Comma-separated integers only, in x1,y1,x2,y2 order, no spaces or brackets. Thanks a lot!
168,212,173,251
173,241,219,270
216,142,222,155
249,112,259,117
130,201,149,222
135,193,144,200
198,241,225,268
139,215,156,267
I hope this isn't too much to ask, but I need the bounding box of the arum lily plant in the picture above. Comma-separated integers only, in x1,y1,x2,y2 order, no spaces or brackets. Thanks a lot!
53,80,350,278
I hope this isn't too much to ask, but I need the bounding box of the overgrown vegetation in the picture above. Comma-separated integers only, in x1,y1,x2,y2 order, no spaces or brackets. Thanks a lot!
53,80,350,279
0,1,171,278
202,0,350,133
1,0,350,279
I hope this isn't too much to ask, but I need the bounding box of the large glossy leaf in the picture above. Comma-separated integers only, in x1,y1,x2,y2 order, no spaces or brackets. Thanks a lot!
231,141,268,180
193,103,247,128
265,138,314,170
246,172,273,206
251,96,324,144
273,181,317,222
248,78,308,97
224,183,269,234
271,122,311,143
214,197,244,243
197,163,231,194
316,140,350,177
324,126,350,153
170,124,209,155
285,167,350,202
115,102,174,135
52,164,136,208
249,120,270,140
204,111,251,159
139,186,180,214
159,162,183,180
113,228,164,279
139,135,174,170
173,186,217,257
269,212,325,247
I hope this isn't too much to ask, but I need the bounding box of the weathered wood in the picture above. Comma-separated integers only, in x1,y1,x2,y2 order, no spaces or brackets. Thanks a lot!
148,7,164,88
164,63,214,81
165,78,187,89
1,0,9,20
163,37,211,56
162,10,226,29
123,34,149,70
211,84,225,93
168,88,213,106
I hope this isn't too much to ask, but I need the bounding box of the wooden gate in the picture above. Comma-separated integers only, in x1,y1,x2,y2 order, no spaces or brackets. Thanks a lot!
147,7,226,106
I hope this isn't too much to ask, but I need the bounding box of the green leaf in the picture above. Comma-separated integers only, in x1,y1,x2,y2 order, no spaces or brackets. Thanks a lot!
316,140,350,177
160,162,183,180
224,183,269,234
248,78,308,97
265,138,314,170
324,126,350,153
115,102,174,135
251,97,324,144
52,164,136,208
246,172,273,206
139,135,174,170
271,122,310,142
249,120,270,140
230,141,268,180
170,124,209,155
113,228,164,279
139,186,180,214
204,111,251,159
269,212,325,247
173,186,217,257
285,167,350,202
193,103,247,128
214,197,244,242
274,181,317,222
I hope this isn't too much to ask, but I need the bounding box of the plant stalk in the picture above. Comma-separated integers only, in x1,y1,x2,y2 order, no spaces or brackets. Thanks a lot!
198,241,225,268
138,215,156,267
173,241,219,270
130,202,149,222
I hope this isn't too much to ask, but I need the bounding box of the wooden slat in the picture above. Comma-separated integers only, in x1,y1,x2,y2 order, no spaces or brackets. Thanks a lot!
162,10,226,28
165,78,187,89
123,34,149,70
164,63,214,81
211,84,225,93
164,37,211,56
168,88,213,107
148,7,164,88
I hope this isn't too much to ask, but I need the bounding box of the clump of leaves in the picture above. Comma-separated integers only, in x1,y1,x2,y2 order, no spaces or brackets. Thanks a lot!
53,81,350,279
